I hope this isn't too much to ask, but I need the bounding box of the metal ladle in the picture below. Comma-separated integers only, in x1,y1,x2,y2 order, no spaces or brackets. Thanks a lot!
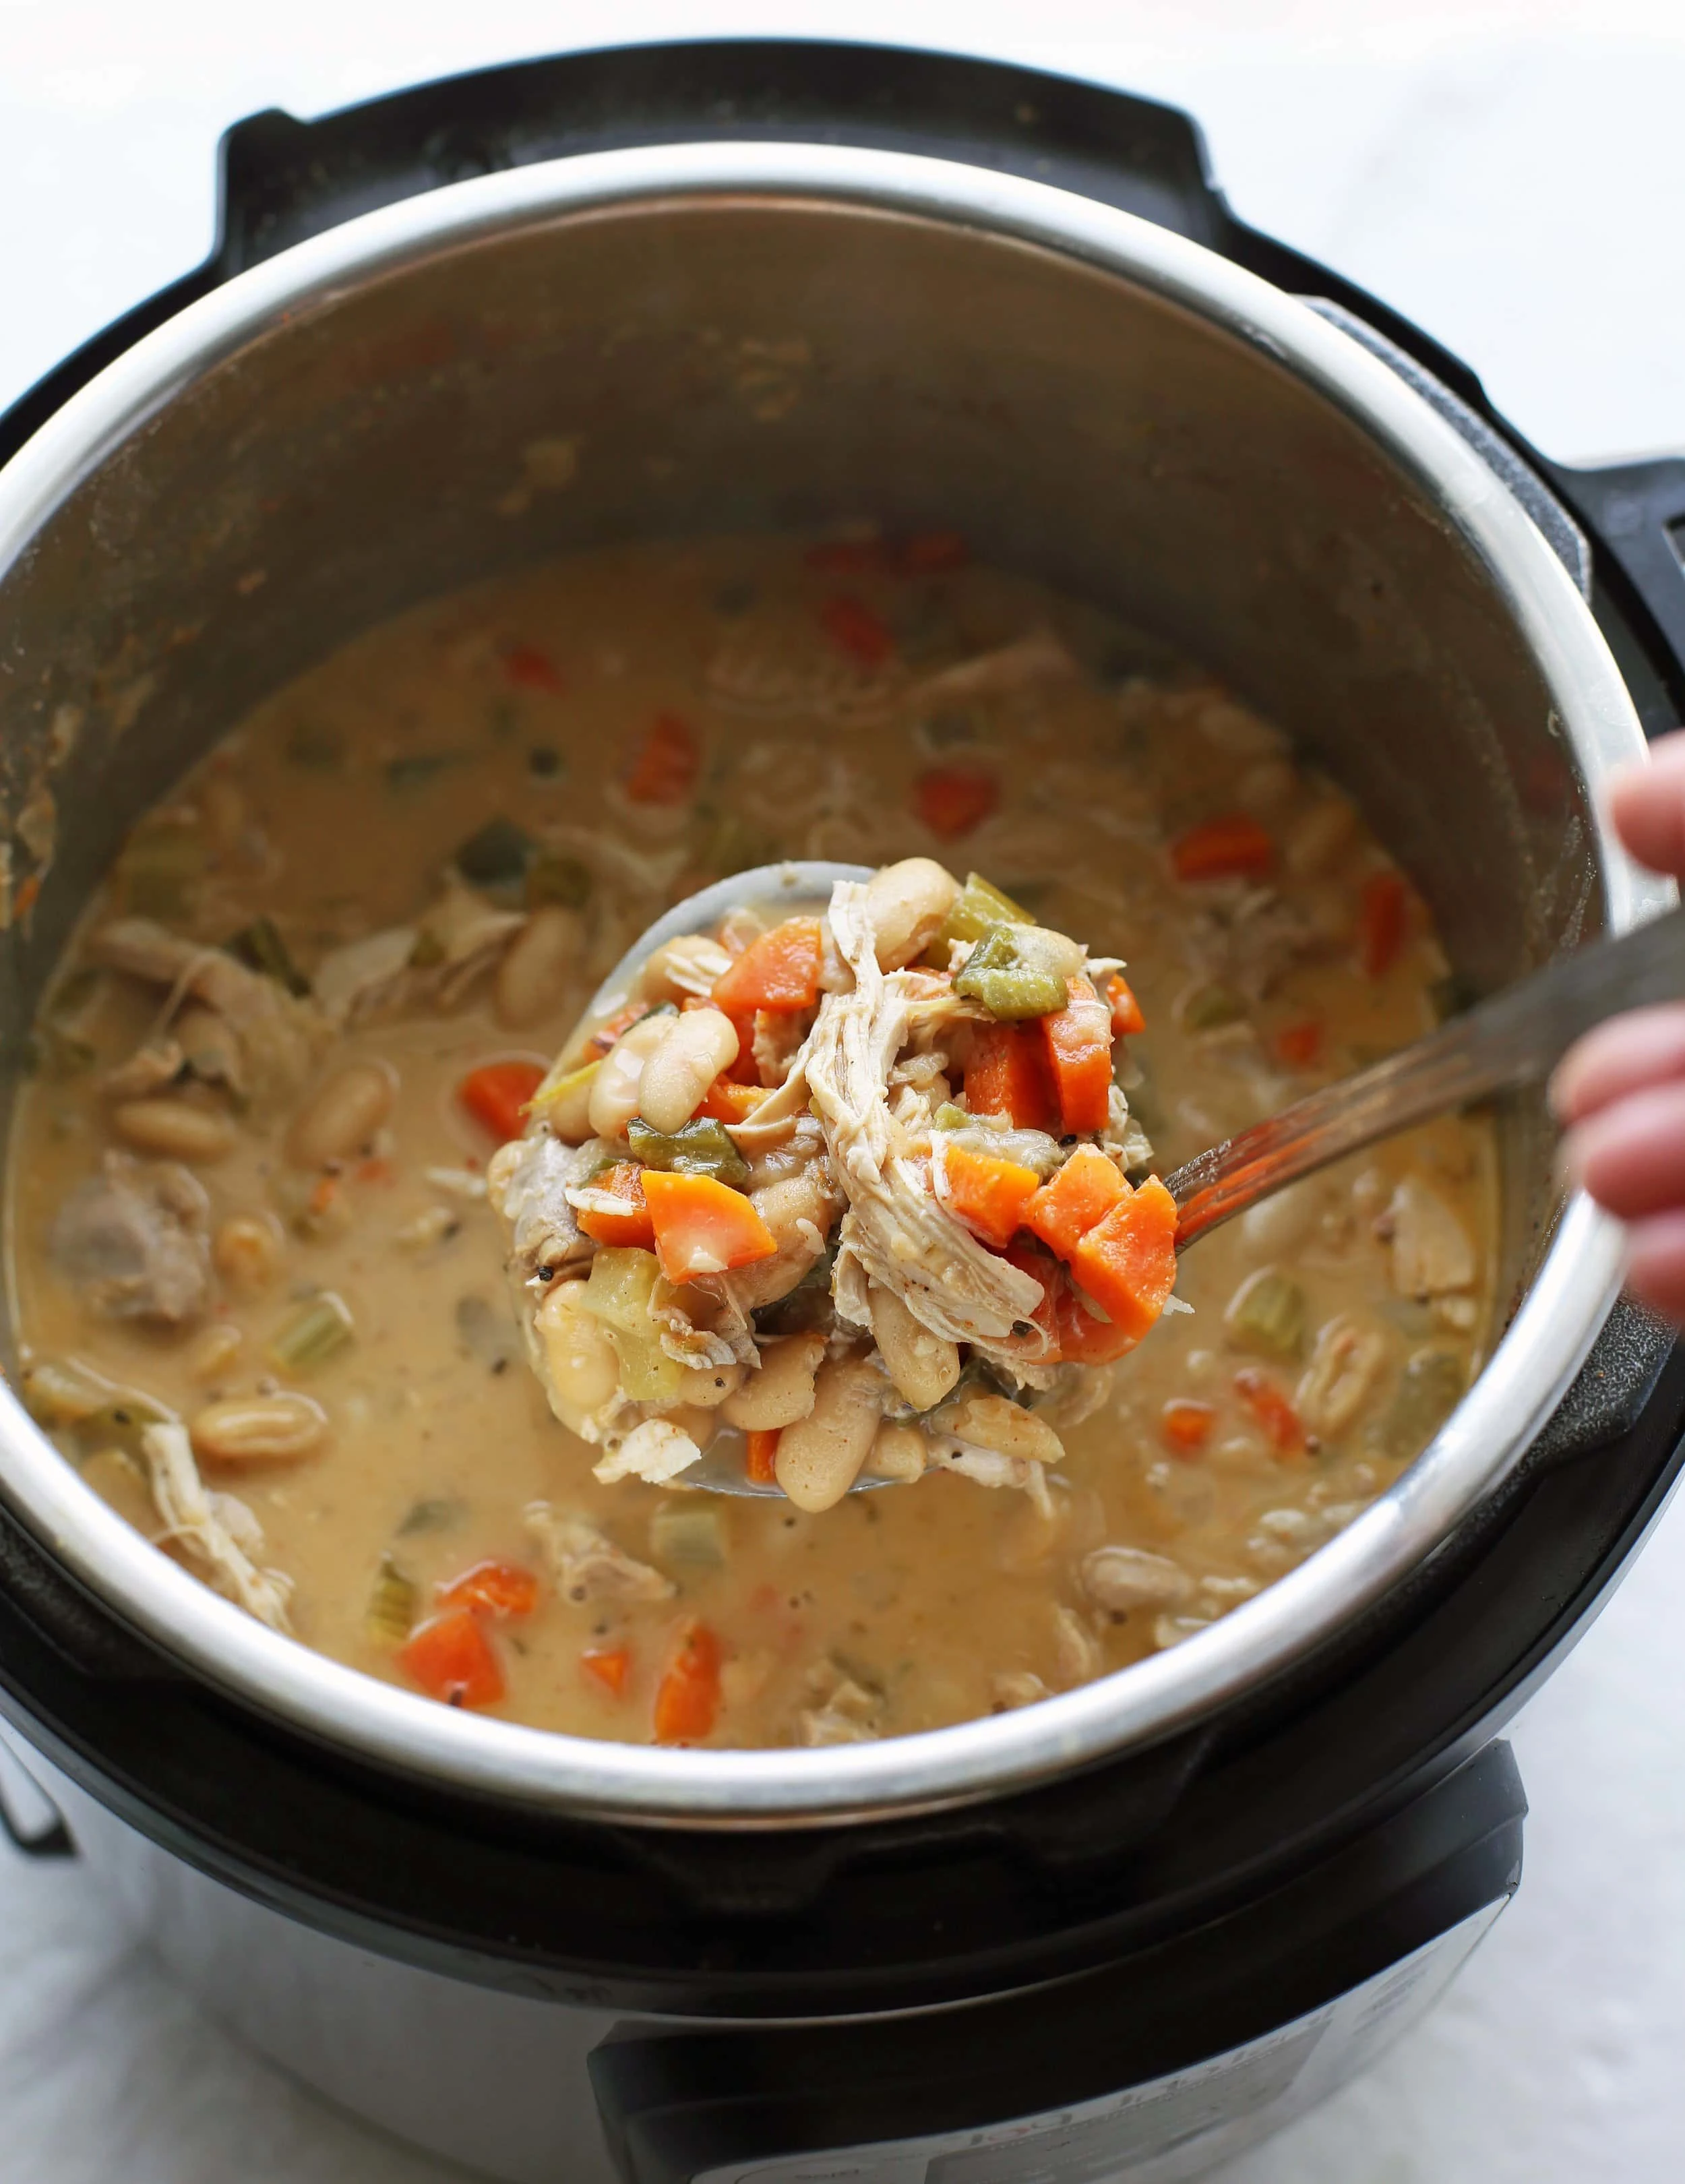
581,863,1685,1494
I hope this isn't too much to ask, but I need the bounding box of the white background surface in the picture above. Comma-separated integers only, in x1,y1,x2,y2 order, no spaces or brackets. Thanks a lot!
2,4,1684,2179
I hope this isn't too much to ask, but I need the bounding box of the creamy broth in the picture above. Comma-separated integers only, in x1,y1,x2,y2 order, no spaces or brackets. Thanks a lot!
6,536,1496,1747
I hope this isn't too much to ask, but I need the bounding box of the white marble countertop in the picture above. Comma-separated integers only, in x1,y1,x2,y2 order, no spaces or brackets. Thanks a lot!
2,5,1683,2179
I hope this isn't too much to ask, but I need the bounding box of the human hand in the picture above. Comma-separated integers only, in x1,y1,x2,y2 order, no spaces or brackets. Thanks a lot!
1552,729,1685,1318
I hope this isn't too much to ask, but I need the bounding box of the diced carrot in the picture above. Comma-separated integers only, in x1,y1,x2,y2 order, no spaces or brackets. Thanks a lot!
964,1022,1058,1133
400,1608,504,1709
941,1141,1043,1248
1105,972,1146,1037
576,1161,655,1249
308,1175,339,1221
1161,1399,1216,1455
437,1558,541,1621
898,529,968,571
1067,1175,1180,1345
653,1619,723,1744
1053,1283,1138,1366
1002,1239,1063,1352
503,643,563,692
355,1155,396,1186
642,1170,779,1282
1041,975,1115,1135
915,765,999,841
745,1428,781,1485
819,594,894,667
1233,1367,1307,1456
697,1075,771,1124
710,917,825,1014
624,712,700,805
459,1059,545,1144
581,1645,631,1697
13,874,40,922
1358,870,1409,977
1275,1018,1324,1069
1170,813,1275,884
1025,1145,1128,1261
718,1007,764,1083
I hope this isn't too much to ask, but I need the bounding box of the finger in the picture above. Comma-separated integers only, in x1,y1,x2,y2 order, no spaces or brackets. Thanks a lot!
1622,1211,1685,1325
1560,1081,1685,1220
1608,729,1685,878
1550,1003,1685,1123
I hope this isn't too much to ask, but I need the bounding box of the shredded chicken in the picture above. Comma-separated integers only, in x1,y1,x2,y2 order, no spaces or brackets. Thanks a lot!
90,916,326,1102
51,1151,211,1323
487,1133,594,1287
315,882,524,1024
140,1421,292,1629
805,880,1054,1385
524,1504,675,1603
592,1417,704,1486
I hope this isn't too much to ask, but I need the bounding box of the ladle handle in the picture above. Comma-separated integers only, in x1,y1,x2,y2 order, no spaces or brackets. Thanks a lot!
1166,903,1685,1247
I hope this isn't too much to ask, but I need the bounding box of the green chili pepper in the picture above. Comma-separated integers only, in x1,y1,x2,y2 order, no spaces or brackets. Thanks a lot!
1182,982,1244,1031
607,1329,685,1403
396,1496,466,1537
938,870,1036,948
626,1117,750,1188
954,923,1081,1021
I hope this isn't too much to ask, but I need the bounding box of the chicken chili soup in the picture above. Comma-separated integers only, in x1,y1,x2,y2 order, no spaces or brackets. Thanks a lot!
7,535,1496,1749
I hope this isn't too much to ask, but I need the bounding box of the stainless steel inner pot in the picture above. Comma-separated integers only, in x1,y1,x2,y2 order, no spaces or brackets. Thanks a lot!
0,143,1659,1825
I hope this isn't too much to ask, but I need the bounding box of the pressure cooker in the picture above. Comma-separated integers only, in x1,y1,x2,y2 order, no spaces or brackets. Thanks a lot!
1,40,1684,2184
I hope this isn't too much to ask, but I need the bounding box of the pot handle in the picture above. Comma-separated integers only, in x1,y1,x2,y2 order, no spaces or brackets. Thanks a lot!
1547,458,1685,727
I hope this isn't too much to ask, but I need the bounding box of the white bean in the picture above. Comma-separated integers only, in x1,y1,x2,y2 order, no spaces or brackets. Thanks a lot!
720,1331,826,1430
190,1391,327,1464
1081,1545,1193,1612
587,1012,675,1139
861,857,960,970
868,1284,960,1411
1285,796,1358,878
536,1279,620,1418
286,1062,396,1170
946,1392,1064,1465
673,1360,745,1409
113,1099,236,1163
774,1355,883,1511
637,1007,740,1133
186,1323,244,1383
495,905,584,1028
213,1211,285,1290
863,1421,928,1482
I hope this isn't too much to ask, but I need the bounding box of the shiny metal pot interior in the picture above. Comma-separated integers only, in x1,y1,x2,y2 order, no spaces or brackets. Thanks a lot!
0,143,1658,1825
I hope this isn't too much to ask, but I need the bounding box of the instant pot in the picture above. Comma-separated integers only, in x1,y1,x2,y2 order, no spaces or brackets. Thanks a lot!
2,41,1684,2183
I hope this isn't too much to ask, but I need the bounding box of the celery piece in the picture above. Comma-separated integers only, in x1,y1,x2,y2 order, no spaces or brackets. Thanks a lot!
626,1117,749,1188
954,925,1076,1021
1182,982,1243,1031
226,915,310,997
938,871,1037,948
1224,1268,1306,1359
386,752,465,790
396,1496,466,1536
528,1059,601,1120
526,852,592,910
366,1554,417,1645
650,1503,727,1568
269,1291,356,1372
1377,1348,1465,1457
607,1327,685,1403
948,1124,1064,1179
580,1247,662,1336
931,1103,971,1130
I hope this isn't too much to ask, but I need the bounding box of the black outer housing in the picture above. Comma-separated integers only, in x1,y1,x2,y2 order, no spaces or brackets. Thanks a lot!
2,39,1684,2043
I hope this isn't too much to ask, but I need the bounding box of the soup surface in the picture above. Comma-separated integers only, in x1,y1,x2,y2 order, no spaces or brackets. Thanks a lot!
6,535,1496,1747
